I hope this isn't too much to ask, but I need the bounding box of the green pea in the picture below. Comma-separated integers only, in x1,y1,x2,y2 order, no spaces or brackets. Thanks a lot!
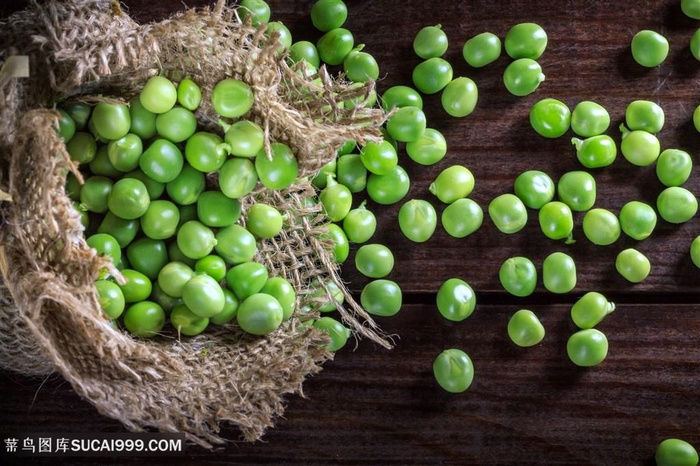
657,187,698,224
429,165,475,204
88,144,121,178
359,140,398,176
157,261,195,298
514,170,555,209
126,237,168,280
691,236,700,269
433,349,474,393
631,30,669,67
656,149,692,187
105,134,142,172
237,293,284,335
260,276,296,321
310,279,345,313
225,261,269,301
336,153,368,193
413,24,448,59
215,224,257,265
539,201,574,242
197,190,241,228
170,304,209,336
413,57,453,95
366,165,410,205
123,301,165,338
313,316,349,352
255,142,299,190
312,159,337,190
571,135,617,168
398,199,437,243
80,175,113,214
177,220,217,260
311,0,347,32
503,58,545,96
247,203,284,239
557,170,596,212
542,252,576,294
317,27,354,66
462,32,501,68
683,0,700,18
505,22,547,59
56,108,76,142
140,199,180,240
567,329,608,367
289,40,321,68
176,78,202,111
182,273,225,318
441,77,479,118
436,278,476,322
441,198,483,238
91,102,131,141
63,102,91,131
342,201,377,243
488,194,528,234
86,233,122,265
66,131,97,165
582,208,620,246
123,168,165,200
616,248,651,283
507,309,545,347
381,85,423,111
223,119,265,159
218,157,258,199
194,255,227,282
386,106,427,142
655,438,699,466
119,269,153,303
108,178,150,220
128,97,157,140
694,105,700,134
166,164,205,205
139,76,177,114
211,78,254,118
499,257,537,297
238,0,270,26
320,176,352,222
344,46,379,83
322,223,349,264
530,98,570,138
355,244,394,279
570,101,610,137
265,21,293,52
97,212,139,248
620,127,660,166
140,138,184,183
185,132,226,173
619,201,657,241
95,280,125,319
155,106,196,143
625,100,664,133
571,291,615,329
361,279,402,317
405,128,447,166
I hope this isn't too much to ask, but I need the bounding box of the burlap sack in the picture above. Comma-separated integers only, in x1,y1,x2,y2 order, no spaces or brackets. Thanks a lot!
0,0,389,447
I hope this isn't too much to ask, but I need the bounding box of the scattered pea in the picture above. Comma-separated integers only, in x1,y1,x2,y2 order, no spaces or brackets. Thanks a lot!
463,32,501,68
571,291,615,329
398,199,438,243
413,25,448,59
436,278,476,322
513,170,555,209
616,248,651,283
631,30,669,68
542,252,576,294
570,101,610,137
433,349,474,393
441,198,484,238
499,256,537,297
657,187,698,224
582,208,620,246
507,309,545,347
488,193,528,234
571,135,617,169
655,438,699,466
429,165,475,204
567,329,608,367
504,22,548,60
529,98,571,138
503,58,545,96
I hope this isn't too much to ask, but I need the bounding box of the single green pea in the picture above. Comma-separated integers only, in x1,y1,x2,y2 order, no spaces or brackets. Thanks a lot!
361,279,402,317
222,119,265,159
66,131,97,165
170,304,209,336
567,329,608,367
538,201,574,242
236,293,284,335
436,278,476,322
508,309,545,347
557,170,596,212
106,133,142,172
488,194,528,234
255,142,299,190
123,168,165,200
86,233,122,265
530,98,571,138
413,57,453,95
405,128,447,165
177,220,217,260
139,76,177,114
247,203,284,240
355,244,394,278
311,0,347,32
441,77,479,118
185,131,227,173
366,165,410,205
95,280,126,319
499,256,537,297
313,316,350,352
257,277,295,322
505,22,547,59
655,438,699,466
155,106,197,143
194,255,227,282
656,149,692,187
312,159,337,190
503,58,545,96
619,201,657,241
157,261,195,298
463,32,501,68
441,198,484,238
398,199,437,243
80,175,113,214
176,78,202,111
694,105,700,134
317,27,354,66
126,237,168,280
683,0,700,18
616,248,651,283
413,24,448,59
344,46,379,83
571,101,610,137
620,127,660,166
571,135,617,169
107,178,150,220
359,140,398,176
211,78,254,118
119,269,153,303
542,252,576,294
691,236,700,269
123,301,165,338
570,291,615,329
265,21,293,52
182,274,226,318
631,30,669,67
197,190,241,228
140,199,180,240
128,97,157,140
91,102,131,141
225,261,269,301
381,85,424,111
342,201,377,243
386,106,427,142
63,102,91,131
336,153,368,193
625,100,664,133
289,40,321,68
215,224,257,265
239,0,270,26
56,108,76,142
582,208,620,246
218,157,258,199
323,223,350,264
140,138,184,183
320,176,352,222
429,165,475,204
514,170,555,209
165,164,205,205
657,187,698,224
309,279,345,313
433,349,474,393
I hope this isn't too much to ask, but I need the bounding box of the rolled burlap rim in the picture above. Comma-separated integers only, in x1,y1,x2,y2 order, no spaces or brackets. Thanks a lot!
0,0,391,447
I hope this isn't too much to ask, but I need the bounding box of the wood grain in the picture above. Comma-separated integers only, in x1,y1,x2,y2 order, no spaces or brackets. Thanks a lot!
2,0,700,464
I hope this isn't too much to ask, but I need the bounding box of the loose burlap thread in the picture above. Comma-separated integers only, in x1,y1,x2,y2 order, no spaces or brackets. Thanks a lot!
0,0,389,447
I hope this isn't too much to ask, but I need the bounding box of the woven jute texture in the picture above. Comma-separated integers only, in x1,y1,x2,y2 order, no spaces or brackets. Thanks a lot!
0,0,389,447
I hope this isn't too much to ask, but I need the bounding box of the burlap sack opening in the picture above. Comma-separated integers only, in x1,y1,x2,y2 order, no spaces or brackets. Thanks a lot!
0,0,390,447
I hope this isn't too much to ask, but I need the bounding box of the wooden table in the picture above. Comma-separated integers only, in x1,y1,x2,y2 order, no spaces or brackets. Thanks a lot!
2,0,700,464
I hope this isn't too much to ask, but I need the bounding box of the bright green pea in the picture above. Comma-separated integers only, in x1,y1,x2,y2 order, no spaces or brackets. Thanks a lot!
398,199,437,243
429,165,474,204
571,135,617,169
405,128,447,165
413,24,448,59
313,316,349,352
683,0,700,18
176,78,201,111
530,98,570,138
323,223,349,264
255,142,299,190
381,85,423,111
165,164,205,205
542,252,576,294
129,97,157,140
631,30,669,67
656,149,692,187
66,131,97,164
266,21,293,52
366,165,410,205
567,329,608,367
538,201,574,242
441,198,483,238
625,100,664,133
361,279,402,317
582,208,620,246
177,220,217,260
157,261,195,298
505,22,547,59
86,233,122,265
247,203,284,239
336,153,368,193
503,58,545,96
355,244,394,278
571,101,610,137
222,119,264,159
309,279,345,313
215,224,257,265
108,178,150,220
185,132,227,173
340,203,377,245
311,0,347,31
97,212,139,248
289,40,321,68
571,291,615,329
139,76,177,114
168,243,197,268
619,201,657,241
155,106,196,143
194,255,227,282
225,261,269,301
620,127,660,166
463,32,501,68
344,46,379,83
209,288,239,325
655,438,699,466
139,199,179,240
239,0,270,26
261,276,296,321
488,194,528,234
386,106,427,142
123,301,165,338
616,248,651,283
436,278,476,322
441,77,478,118
95,280,125,319
126,237,168,280
211,78,254,118
106,133,142,172
657,187,698,224
119,269,153,303
413,57,453,95
312,159,337,190
359,140,398,176
237,293,284,335
508,309,545,347
433,349,474,393
91,102,131,141
557,170,596,212
514,170,555,209
170,304,209,336
140,138,184,183
320,176,352,222
182,273,225,318
218,157,258,199
80,175,113,213
317,27,354,66
499,257,537,297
